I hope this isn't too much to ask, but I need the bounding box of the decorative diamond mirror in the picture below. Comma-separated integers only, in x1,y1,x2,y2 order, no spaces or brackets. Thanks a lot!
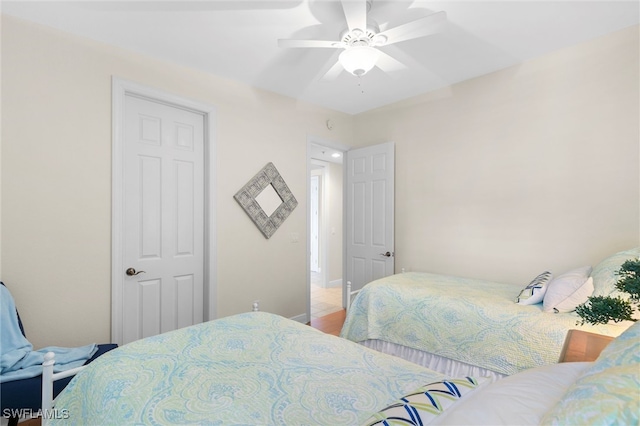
255,183,282,217
234,162,298,239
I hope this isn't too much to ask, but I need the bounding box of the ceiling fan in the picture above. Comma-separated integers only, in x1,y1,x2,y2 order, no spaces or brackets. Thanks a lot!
278,0,446,80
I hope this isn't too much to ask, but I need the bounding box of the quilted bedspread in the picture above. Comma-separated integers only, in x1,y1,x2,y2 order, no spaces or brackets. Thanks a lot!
340,272,630,376
51,312,445,425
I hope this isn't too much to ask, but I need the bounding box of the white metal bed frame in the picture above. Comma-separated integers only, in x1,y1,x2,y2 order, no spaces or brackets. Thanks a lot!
40,352,86,426
345,281,361,313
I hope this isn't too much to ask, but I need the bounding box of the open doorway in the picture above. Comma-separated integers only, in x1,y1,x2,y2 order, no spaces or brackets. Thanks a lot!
308,142,345,320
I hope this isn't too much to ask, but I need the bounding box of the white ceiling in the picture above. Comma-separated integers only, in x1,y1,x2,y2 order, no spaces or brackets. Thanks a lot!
310,143,344,163
2,1,638,115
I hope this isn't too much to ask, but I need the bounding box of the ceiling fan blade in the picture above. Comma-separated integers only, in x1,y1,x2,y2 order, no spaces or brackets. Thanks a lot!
377,11,447,45
320,61,345,81
374,51,407,73
341,0,367,32
278,39,344,49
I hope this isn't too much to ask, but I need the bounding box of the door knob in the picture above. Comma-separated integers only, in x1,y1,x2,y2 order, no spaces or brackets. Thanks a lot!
126,268,145,276
380,251,393,258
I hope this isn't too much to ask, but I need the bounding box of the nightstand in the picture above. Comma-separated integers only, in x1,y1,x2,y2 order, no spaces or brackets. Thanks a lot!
559,329,614,362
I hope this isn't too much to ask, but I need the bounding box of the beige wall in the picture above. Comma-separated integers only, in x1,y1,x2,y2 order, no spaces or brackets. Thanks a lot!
2,14,638,348
0,15,3,281
354,25,639,285
1,15,353,348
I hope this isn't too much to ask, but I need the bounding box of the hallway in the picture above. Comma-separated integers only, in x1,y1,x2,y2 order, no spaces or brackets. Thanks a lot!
310,272,342,320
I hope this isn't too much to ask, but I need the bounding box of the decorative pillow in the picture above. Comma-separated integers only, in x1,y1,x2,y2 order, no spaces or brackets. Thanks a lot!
541,363,639,425
542,266,593,313
583,320,640,373
591,247,640,297
436,362,591,426
516,271,553,305
363,377,488,426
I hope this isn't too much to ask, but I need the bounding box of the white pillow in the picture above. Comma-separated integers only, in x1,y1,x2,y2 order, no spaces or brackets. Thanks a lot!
516,271,553,305
543,266,594,313
433,362,591,426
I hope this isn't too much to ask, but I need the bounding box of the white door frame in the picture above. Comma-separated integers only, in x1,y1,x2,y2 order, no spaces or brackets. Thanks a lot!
309,171,321,274
306,135,349,323
111,77,217,345
310,161,331,286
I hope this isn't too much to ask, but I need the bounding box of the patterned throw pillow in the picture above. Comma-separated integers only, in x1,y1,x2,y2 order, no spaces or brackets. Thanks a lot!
542,322,640,425
516,271,553,305
591,247,640,297
363,377,487,426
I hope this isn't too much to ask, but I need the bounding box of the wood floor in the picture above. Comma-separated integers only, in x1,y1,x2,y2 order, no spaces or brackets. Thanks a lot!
309,309,346,336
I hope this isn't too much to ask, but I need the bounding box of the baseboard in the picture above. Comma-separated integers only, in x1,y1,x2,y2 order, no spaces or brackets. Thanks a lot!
313,276,343,289
327,279,342,288
289,313,308,324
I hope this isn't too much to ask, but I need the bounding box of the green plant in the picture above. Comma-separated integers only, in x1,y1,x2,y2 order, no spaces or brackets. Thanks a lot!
575,296,634,325
614,259,640,302
576,259,640,326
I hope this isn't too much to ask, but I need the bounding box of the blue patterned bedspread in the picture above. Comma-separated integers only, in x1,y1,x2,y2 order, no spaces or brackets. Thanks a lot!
340,272,630,376
52,312,445,425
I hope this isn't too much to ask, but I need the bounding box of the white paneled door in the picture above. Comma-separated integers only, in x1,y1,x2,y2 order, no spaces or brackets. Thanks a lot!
346,142,395,294
121,94,205,345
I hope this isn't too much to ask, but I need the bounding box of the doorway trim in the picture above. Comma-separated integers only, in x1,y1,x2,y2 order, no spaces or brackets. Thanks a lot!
306,135,349,323
310,161,329,286
309,170,322,275
111,77,217,344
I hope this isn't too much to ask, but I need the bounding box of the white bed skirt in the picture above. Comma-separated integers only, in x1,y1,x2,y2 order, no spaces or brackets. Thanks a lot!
360,339,506,380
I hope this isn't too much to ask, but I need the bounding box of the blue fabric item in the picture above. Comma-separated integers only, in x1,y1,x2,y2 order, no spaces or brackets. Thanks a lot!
1,343,117,411
0,284,98,383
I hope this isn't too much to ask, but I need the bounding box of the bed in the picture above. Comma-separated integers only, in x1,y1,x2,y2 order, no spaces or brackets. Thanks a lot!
50,311,638,425
340,247,639,378
51,312,443,425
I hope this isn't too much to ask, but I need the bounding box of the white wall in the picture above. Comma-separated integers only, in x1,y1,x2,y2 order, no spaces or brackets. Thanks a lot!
1,15,353,348
354,25,639,285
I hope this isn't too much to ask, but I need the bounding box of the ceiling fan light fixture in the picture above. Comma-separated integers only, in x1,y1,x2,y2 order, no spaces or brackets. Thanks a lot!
371,34,388,46
339,46,379,76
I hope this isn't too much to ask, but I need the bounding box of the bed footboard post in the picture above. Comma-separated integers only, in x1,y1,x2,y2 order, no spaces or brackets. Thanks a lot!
345,281,362,313
41,352,55,425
